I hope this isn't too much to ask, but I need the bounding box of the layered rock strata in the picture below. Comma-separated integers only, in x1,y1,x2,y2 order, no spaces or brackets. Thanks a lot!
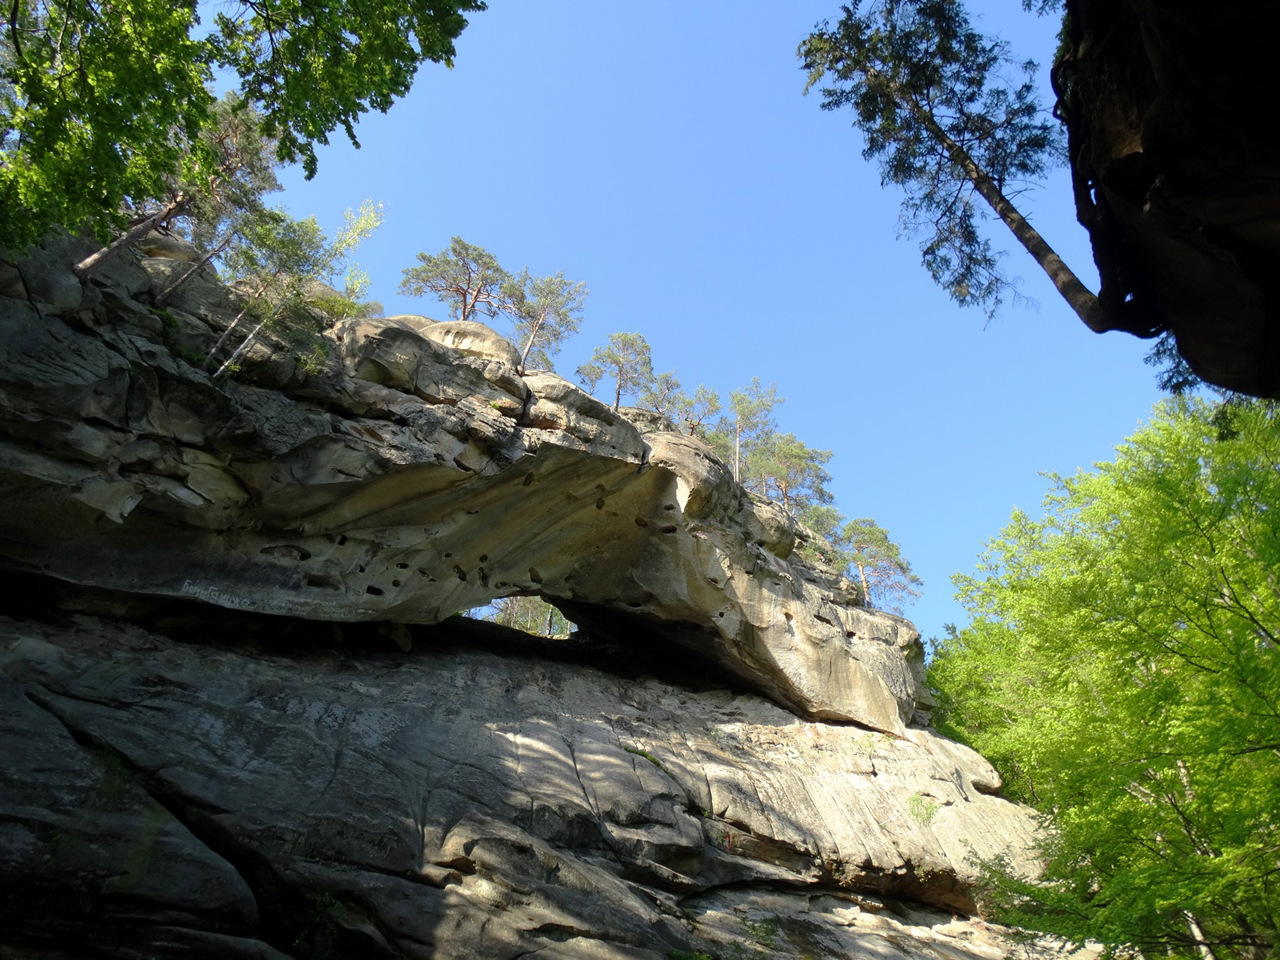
0,612,1044,959
0,234,925,734
0,235,1067,958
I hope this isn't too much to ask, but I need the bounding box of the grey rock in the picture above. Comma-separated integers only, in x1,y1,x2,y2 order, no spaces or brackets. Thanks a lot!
0,615,1049,959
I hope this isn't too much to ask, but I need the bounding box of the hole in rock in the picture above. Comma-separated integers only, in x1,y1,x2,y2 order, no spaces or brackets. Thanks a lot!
259,544,311,561
595,498,605,510
454,565,468,582
479,554,488,563
392,580,401,588
365,586,384,596
634,517,648,527
659,525,678,534
523,472,535,486
663,504,677,512
528,568,543,583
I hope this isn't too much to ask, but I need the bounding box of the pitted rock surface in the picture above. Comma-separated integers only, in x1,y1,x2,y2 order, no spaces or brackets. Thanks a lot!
0,242,928,732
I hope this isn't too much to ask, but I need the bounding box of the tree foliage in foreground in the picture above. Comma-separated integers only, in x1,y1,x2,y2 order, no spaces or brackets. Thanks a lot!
0,0,482,251
799,0,1128,336
930,398,1280,957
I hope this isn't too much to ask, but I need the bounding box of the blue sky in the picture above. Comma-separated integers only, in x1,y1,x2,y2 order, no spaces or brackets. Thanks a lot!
272,1,1164,643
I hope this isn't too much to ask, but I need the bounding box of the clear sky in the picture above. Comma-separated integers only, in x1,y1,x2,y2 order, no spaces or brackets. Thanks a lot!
272,1,1164,644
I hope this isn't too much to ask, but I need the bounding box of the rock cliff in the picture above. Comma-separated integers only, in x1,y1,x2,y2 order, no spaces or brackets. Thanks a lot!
1062,0,1280,395
0,235,1071,959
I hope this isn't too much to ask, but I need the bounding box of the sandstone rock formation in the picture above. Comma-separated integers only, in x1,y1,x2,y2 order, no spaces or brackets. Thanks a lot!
1063,0,1280,396
0,233,926,735
0,611,1047,959
0,236,1070,958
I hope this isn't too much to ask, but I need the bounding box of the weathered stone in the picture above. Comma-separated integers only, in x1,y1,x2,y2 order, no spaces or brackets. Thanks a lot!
421,318,524,368
0,239,1077,959
137,229,201,262
1065,0,1280,396
0,614,1048,959
0,289,928,729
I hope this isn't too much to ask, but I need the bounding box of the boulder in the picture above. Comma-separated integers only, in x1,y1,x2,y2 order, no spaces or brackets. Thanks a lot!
420,318,523,368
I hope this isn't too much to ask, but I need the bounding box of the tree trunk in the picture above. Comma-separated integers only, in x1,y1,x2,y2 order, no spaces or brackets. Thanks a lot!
74,195,188,280
518,315,543,374
863,63,1112,334
205,275,273,369
856,561,871,607
1184,913,1219,960
212,307,277,381
908,99,1109,333
154,234,235,307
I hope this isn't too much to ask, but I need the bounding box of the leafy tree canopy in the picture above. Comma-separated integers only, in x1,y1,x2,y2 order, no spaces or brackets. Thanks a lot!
0,0,482,251
930,397,1280,957
400,236,510,323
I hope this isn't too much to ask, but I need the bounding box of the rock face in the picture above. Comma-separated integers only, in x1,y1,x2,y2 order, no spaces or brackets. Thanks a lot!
1063,0,1280,396
0,612,1046,959
0,234,925,735
0,236,1066,958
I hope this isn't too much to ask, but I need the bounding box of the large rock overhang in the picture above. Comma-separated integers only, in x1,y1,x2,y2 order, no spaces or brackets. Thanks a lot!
1062,0,1280,396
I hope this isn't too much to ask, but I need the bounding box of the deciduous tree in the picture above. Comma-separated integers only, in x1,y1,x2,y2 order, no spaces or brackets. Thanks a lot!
0,0,482,252
930,398,1280,958
209,199,383,379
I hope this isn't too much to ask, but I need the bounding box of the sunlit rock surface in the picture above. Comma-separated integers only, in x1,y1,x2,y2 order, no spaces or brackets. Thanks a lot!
0,235,925,732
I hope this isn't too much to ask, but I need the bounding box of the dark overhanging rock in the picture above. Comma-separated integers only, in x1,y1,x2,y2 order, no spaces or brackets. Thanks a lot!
1061,0,1280,395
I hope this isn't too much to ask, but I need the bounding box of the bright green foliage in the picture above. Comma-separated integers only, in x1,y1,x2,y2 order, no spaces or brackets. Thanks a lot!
503,269,588,372
206,0,483,179
481,596,571,638
400,236,511,323
745,431,833,516
0,0,214,250
799,0,1063,317
0,0,480,251
579,332,654,411
930,398,1280,957
801,507,921,611
210,199,383,378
